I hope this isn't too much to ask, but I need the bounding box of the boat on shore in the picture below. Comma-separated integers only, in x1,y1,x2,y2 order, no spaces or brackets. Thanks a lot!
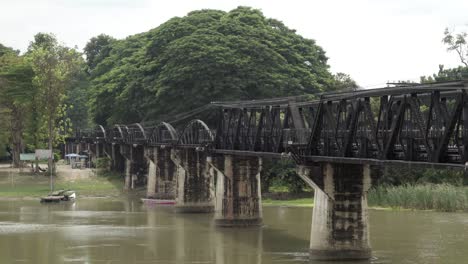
40,190,76,203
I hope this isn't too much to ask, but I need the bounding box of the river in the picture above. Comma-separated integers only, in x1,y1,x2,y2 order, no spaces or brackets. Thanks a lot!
0,198,466,264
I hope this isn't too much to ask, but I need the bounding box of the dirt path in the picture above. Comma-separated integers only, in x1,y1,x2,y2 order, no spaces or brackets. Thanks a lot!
56,164,95,181
0,162,95,182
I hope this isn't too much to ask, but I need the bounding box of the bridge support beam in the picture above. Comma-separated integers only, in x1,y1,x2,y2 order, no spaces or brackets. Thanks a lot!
120,145,134,190
121,145,146,190
297,163,372,261
147,153,157,198
145,147,176,199
171,149,214,213
111,144,125,172
124,158,132,190
208,155,262,227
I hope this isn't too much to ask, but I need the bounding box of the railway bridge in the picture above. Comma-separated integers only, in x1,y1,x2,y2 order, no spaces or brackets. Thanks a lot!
65,80,468,260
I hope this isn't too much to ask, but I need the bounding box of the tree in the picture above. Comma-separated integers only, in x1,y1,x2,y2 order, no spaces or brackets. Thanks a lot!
0,45,34,167
83,34,115,73
443,28,468,67
420,64,468,83
332,72,359,92
87,7,335,125
420,28,468,83
27,33,82,188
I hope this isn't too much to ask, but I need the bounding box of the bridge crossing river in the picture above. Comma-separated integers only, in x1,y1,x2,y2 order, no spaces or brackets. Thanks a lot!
66,80,468,260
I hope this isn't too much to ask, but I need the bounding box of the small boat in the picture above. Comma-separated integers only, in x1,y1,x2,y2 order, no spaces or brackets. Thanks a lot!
40,190,76,203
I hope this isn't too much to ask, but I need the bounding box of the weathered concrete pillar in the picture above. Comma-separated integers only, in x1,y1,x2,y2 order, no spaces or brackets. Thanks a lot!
209,155,262,227
96,143,101,159
111,144,117,170
146,148,157,197
171,149,214,213
154,148,176,199
131,145,147,189
124,158,132,190
119,145,133,190
297,163,372,260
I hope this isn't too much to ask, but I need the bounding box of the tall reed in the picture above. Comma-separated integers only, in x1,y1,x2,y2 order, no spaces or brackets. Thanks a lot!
368,184,468,212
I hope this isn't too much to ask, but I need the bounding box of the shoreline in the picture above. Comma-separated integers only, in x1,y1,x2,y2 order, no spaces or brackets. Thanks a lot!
1,195,467,213
2,166,466,213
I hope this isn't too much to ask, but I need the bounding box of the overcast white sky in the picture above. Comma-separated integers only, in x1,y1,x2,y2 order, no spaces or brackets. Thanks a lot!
1,0,467,87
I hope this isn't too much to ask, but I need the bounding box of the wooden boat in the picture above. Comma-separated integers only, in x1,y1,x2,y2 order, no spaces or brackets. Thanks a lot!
40,190,76,203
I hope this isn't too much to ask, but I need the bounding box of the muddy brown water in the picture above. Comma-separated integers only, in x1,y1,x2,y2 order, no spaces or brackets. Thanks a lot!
0,198,467,264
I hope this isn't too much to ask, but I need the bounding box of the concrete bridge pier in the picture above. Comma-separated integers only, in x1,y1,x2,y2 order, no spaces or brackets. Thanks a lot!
146,147,157,198
208,155,262,227
120,145,146,190
297,162,372,261
170,149,214,213
145,147,176,199
95,143,103,159
119,145,133,190
87,143,101,168
103,143,112,171
77,142,83,154
111,144,125,172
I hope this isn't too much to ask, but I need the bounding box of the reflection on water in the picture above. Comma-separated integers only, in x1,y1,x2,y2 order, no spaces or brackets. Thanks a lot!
0,199,466,264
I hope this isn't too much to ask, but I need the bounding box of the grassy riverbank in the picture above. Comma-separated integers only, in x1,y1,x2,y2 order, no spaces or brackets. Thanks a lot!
262,197,313,207
368,184,468,212
262,184,468,212
0,168,124,198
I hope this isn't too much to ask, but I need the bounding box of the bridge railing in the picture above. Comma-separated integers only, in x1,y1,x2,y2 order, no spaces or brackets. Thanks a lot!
148,129,178,146
283,128,311,146
107,126,128,143
125,128,146,144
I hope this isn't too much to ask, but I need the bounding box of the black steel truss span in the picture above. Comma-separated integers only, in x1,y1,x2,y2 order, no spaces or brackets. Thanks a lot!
67,80,468,166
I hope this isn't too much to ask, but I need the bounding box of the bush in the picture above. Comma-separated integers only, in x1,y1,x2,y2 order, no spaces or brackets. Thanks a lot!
262,158,310,194
53,151,61,162
375,166,466,186
95,157,110,170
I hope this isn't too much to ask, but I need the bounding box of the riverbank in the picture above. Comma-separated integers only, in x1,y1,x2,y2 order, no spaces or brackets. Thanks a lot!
0,164,123,198
1,165,467,212
262,197,313,207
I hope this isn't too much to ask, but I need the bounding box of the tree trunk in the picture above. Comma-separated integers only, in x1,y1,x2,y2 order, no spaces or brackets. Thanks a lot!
48,115,54,191
10,106,24,168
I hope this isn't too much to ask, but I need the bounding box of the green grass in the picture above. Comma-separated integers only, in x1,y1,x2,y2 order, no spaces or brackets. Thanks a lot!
0,171,124,198
368,184,468,212
262,198,314,207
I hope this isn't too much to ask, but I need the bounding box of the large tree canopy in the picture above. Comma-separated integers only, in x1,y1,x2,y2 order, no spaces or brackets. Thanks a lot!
87,7,335,125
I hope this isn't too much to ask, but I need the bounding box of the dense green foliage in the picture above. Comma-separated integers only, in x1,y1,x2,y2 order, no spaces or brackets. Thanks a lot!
331,72,359,91
376,166,467,186
86,7,335,125
0,45,35,164
0,34,86,167
262,159,309,193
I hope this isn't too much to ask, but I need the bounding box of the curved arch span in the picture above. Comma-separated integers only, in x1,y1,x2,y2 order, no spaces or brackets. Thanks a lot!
178,119,215,146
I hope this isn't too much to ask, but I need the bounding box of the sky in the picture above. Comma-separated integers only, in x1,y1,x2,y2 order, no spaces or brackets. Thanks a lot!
1,0,467,88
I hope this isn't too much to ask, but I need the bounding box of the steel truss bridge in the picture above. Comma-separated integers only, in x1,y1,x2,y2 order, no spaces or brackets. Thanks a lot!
66,80,468,261
70,80,468,168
